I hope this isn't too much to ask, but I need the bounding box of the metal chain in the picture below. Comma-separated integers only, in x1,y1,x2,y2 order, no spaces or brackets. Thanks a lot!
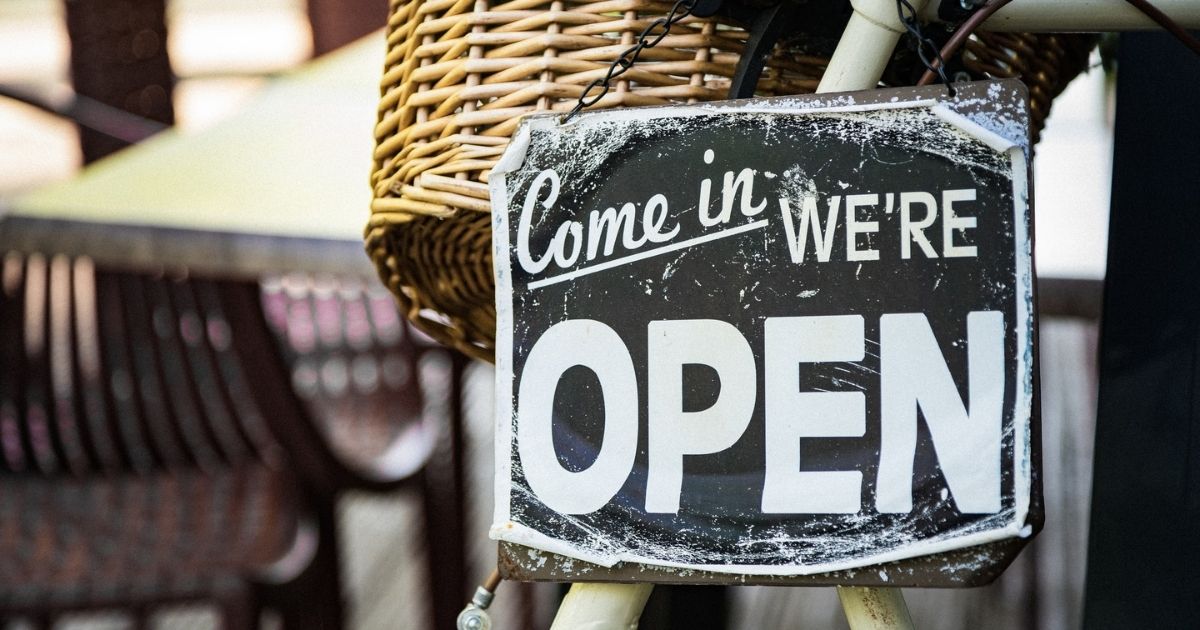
896,0,956,96
562,0,699,123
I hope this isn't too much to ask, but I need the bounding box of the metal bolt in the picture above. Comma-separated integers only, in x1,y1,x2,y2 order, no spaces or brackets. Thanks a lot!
457,605,493,630
953,71,973,83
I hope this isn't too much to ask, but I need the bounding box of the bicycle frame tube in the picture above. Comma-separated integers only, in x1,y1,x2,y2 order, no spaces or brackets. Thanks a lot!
819,0,931,93
924,0,1200,32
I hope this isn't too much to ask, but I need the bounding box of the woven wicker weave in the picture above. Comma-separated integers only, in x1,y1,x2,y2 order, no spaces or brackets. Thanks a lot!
367,0,1094,361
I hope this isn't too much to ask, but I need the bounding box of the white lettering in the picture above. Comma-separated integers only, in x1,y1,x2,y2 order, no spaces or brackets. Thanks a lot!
779,196,840,263
587,203,648,259
900,191,939,259
518,320,639,514
697,150,716,226
845,193,880,262
763,315,865,513
942,189,978,258
722,169,767,219
646,319,756,513
877,312,1004,514
551,222,583,268
516,311,1010,516
517,169,560,274
642,194,679,244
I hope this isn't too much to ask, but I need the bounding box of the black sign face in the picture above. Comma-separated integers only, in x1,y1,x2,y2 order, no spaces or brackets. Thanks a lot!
490,82,1036,578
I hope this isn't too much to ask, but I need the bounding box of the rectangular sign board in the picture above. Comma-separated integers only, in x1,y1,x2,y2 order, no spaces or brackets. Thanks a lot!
490,81,1039,585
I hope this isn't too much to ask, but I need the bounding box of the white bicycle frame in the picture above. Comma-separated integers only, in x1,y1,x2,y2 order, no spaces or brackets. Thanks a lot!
546,1,1200,628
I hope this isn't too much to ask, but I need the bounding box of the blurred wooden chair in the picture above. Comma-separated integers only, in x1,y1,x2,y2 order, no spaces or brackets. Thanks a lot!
260,273,471,630
0,253,438,629
260,274,428,481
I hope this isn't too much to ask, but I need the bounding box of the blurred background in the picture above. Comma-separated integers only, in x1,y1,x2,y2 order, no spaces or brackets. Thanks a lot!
0,1,1115,629
0,0,314,191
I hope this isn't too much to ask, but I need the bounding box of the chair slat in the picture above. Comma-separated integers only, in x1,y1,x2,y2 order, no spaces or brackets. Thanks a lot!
140,277,230,469
94,273,159,473
115,273,205,470
21,254,64,474
47,255,91,474
190,279,282,464
0,253,29,473
70,258,124,472
167,278,257,463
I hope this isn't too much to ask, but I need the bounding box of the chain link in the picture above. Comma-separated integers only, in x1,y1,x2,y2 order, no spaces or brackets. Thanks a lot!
896,0,956,96
562,0,952,123
562,0,699,123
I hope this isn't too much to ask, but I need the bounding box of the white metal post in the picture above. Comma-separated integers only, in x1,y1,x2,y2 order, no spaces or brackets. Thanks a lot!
549,583,655,630
837,586,916,630
818,0,930,93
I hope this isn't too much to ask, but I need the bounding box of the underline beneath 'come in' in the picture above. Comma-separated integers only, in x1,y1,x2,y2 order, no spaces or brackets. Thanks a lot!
527,219,770,290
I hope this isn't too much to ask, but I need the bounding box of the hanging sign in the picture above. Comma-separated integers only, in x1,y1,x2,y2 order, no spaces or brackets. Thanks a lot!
489,81,1038,582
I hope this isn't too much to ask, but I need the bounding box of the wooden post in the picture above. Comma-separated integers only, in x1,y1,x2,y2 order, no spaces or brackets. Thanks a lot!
63,0,174,163
305,0,388,56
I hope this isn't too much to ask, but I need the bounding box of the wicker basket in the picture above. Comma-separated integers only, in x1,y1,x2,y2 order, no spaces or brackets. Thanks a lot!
367,0,1094,361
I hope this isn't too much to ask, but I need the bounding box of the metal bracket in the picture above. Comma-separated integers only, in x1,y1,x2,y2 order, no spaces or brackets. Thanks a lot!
727,2,807,99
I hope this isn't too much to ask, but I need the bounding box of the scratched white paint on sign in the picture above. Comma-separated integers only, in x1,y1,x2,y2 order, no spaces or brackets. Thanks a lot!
489,81,1037,577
